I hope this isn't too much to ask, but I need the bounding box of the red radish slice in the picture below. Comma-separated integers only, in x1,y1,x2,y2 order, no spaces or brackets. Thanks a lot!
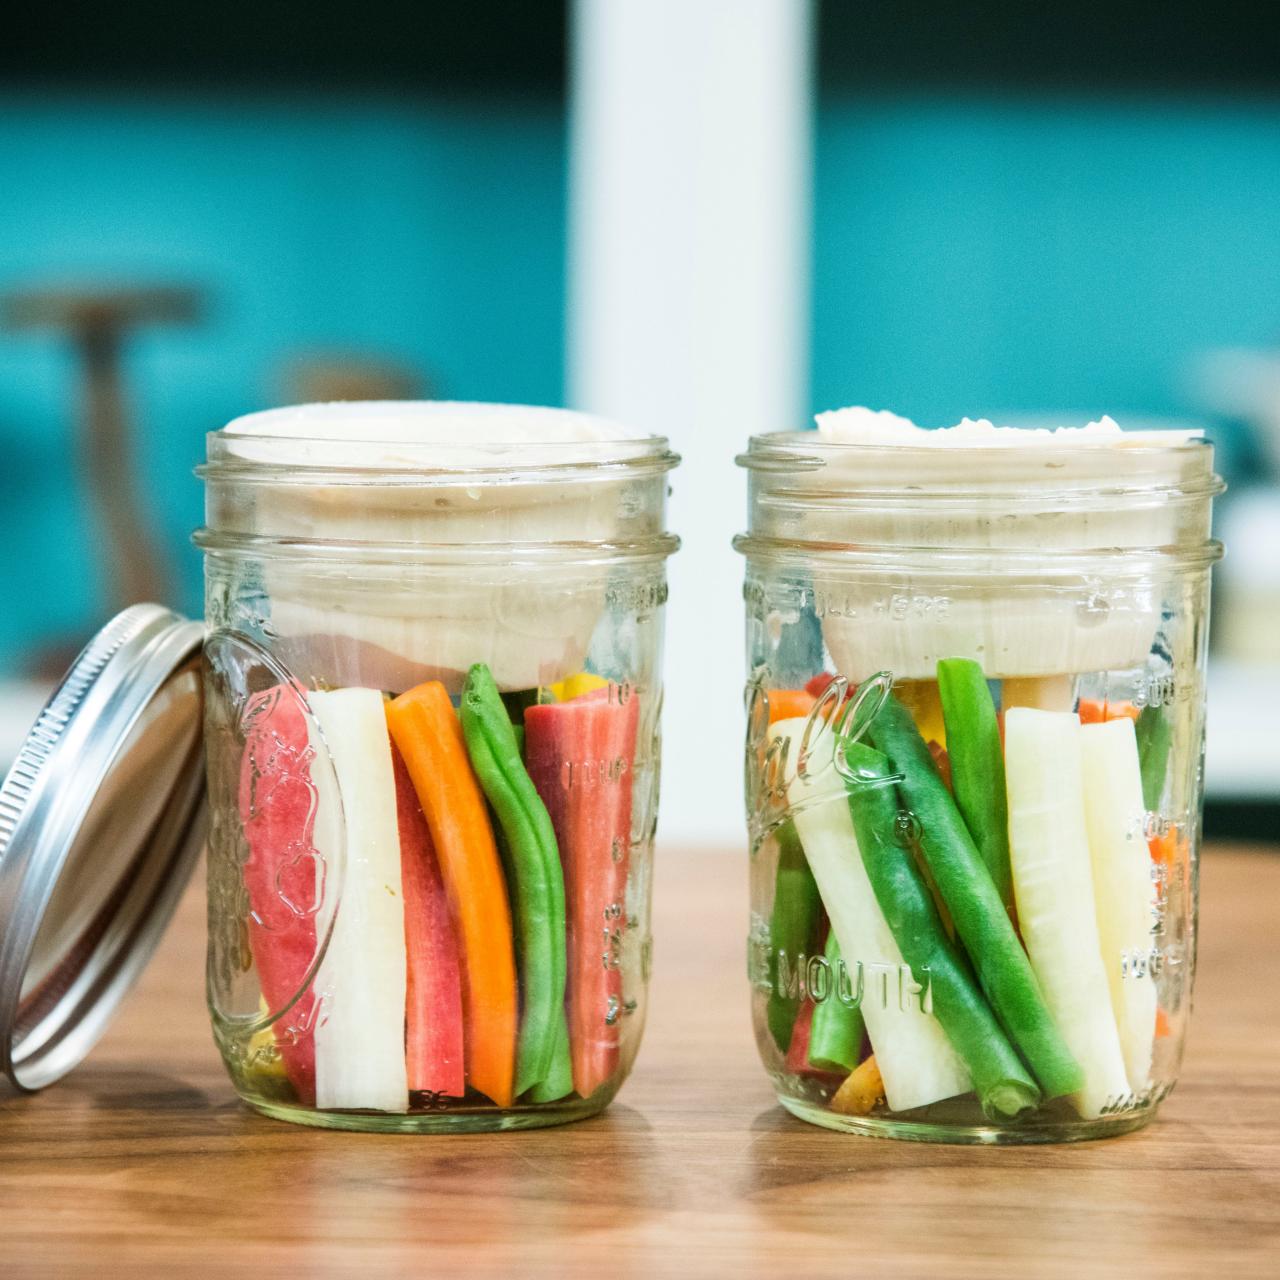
390,741,466,1097
784,1000,816,1074
524,686,639,1100
237,685,323,1103
783,1001,844,1082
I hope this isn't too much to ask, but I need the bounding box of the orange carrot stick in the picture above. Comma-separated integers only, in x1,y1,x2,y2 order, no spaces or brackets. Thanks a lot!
767,688,818,724
387,682,517,1108
1078,698,1140,725
1148,827,1179,870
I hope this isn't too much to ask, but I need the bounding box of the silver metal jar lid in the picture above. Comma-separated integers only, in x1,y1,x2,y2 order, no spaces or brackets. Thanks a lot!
0,604,206,1091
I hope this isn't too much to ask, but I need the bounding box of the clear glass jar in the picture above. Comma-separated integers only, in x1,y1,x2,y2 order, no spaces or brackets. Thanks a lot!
196,402,678,1132
736,428,1223,1143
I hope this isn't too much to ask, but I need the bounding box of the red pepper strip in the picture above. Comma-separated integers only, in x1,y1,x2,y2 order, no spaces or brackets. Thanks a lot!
524,686,640,1099
237,685,321,1103
805,672,837,699
785,1000,817,1074
389,736,465,1098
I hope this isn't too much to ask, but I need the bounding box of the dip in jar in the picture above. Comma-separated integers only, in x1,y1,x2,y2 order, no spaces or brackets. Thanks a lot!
736,408,1222,1143
197,402,679,1131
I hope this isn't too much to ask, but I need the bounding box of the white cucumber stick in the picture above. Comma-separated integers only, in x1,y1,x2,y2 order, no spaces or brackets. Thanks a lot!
309,688,409,1112
1080,717,1158,1094
1004,708,1129,1118
770,718,970,1113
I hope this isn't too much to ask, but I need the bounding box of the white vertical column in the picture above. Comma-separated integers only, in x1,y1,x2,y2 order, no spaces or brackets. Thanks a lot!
568,0,813,845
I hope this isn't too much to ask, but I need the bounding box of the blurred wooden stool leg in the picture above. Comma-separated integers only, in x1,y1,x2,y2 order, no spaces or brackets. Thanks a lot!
5,286,201,623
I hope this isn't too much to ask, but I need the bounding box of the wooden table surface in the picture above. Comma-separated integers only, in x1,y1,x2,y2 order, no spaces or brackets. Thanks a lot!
2,845,1278,1278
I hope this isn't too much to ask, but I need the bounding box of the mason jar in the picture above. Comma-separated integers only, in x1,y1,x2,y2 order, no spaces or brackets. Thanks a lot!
736,422,1222,1143
196,402,678,1131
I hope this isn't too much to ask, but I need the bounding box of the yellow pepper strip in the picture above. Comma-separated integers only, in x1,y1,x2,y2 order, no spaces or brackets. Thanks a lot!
245,997,288,1083
831,1054,886,1116
547,672,610,702
895,679,947,747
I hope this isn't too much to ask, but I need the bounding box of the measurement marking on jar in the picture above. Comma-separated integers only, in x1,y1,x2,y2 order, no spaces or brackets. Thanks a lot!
1133,673,1182,708
1120,944,1182,979
1150,860,1170,937
559,756,631,791
1099,1080,1175,1115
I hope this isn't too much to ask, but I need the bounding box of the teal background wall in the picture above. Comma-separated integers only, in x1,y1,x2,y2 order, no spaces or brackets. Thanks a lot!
811,94,1280,427
1,87,1278,671
0,93,568,668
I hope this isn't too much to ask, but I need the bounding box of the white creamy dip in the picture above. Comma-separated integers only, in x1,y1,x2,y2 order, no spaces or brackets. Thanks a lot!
215,402,658,693
782,408,1210,681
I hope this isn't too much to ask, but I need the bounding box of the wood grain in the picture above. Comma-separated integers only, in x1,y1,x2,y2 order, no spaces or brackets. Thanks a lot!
1,846,1278,1278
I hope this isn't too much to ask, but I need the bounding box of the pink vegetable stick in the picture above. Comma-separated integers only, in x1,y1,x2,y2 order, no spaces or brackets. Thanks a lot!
389,739,466,1097
524,687,639,1099
237,685,322,1102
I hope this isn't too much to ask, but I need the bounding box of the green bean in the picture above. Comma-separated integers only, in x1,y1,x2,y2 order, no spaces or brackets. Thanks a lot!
462,663,567,1096
806,930,864,1074
1136,703,1172,811
844,741,1040,1119
525,1012,574,1103
937,659,1014,916
766,820,823,1052
865,687,1083,1099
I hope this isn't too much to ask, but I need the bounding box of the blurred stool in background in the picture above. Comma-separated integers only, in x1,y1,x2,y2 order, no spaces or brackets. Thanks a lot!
281,351,426,405
3,285,201,677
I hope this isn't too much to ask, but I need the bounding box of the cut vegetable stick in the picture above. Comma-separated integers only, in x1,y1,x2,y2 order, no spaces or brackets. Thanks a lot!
1005,707,1130,1118
1077,698,1139,725
525,1011,574,1102
765,820,823,1052
767,688,818,724
783,1000,824,1076
805,672,839,700
1148,827,1179,870
895,679,947,746
461,663,567,1097
831,1054,886,1116
387,682,517,1108
389,736,465,1098
866,692,1082,1100
308,688,409,1112
548,671,610,702
844,740,1040,1121
937,658,1014,918
807,930,865,1075
524,686,639,1100
927,740,952,793
1135,704,1173,811
237,686,322,1102
770,718,970,1113
1080,718,1158,1095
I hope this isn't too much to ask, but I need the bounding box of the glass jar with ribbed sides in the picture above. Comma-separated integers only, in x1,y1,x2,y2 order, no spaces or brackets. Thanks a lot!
197,402,678,1131
736,410,1222,1143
